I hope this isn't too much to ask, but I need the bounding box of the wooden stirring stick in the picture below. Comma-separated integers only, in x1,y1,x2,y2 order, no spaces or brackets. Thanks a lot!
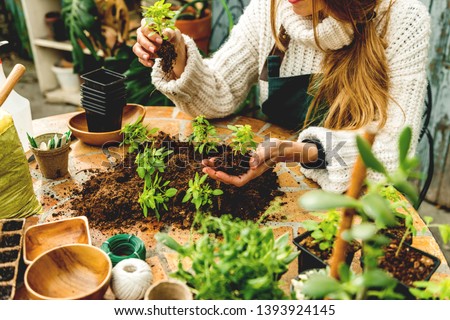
329,132,376,279
0,64,26,107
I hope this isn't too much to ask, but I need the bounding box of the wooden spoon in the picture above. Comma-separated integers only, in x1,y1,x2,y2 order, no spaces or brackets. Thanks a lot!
0,63,26,107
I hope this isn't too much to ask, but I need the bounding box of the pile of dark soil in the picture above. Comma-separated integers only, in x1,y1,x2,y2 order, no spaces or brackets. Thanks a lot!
71,133,283,230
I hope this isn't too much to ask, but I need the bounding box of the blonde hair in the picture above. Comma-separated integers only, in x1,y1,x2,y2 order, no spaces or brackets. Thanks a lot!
271,0,393,130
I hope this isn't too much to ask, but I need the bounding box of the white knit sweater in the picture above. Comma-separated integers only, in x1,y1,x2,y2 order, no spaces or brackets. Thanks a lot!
151,0,431,193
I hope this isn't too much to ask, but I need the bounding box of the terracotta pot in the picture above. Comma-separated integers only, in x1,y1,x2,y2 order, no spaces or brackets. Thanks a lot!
144,279,193,300
31,133,71,179
175,9,211,55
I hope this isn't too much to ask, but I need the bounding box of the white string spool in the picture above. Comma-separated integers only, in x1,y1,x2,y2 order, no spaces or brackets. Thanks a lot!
111,258,153,300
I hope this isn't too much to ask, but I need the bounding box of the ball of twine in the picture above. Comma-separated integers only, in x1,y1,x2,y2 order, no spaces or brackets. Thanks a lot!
111,258,153,300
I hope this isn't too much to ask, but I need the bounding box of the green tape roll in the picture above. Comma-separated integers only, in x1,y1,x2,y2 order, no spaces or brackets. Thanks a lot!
101,234,146,266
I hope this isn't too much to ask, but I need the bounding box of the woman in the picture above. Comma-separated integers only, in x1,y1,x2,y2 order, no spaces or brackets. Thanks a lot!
133,0,430,193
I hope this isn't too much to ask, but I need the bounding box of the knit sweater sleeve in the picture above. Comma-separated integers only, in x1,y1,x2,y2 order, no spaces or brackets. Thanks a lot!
150,0,263,118
298,1,431,193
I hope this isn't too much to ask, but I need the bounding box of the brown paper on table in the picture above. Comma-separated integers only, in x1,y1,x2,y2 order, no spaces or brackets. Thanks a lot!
0,109,42,218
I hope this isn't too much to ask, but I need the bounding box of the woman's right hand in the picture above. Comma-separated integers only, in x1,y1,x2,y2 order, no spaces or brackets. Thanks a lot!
133,19,187,77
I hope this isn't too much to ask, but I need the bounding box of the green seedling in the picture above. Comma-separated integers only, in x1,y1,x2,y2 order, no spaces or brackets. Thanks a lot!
302,210,341,251
155,214,298,300
135,145,173,186
227,124,257,155
120,116,158,153
182,172,223,212
142,0,176,40
138,173,177,220
189,115,220,154
410,278,450,300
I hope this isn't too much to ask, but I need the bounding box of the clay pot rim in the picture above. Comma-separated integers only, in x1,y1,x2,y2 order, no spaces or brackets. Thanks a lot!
144,279,193,300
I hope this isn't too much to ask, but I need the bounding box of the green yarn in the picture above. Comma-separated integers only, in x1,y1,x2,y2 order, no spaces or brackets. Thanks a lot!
101,234,146,266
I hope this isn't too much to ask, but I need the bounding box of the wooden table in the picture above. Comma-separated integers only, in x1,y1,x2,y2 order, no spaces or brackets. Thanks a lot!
15,106,450,299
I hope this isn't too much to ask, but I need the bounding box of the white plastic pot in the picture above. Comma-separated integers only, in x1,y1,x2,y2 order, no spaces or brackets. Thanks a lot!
51,65,80,92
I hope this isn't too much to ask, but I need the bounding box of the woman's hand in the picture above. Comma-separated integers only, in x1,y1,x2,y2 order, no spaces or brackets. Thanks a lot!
201,139,319,187
201,139,282,187
133,19,187,77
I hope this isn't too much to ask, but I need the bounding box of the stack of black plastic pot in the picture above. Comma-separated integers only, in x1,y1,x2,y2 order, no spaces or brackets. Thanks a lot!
80,68,127,132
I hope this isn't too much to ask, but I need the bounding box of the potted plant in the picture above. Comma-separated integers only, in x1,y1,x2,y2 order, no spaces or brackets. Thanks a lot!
155,214,298,299
294,210,360,273
296,127,449,299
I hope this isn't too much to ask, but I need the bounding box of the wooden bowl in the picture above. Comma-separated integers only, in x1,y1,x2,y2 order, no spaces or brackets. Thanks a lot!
23,216,91,265
68,103,146,146
25,244,112,300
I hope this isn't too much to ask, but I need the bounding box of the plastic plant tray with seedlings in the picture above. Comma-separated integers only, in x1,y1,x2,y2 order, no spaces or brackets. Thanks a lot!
0,218,25,300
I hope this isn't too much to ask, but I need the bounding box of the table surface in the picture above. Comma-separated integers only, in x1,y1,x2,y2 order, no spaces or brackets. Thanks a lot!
15,106,450,299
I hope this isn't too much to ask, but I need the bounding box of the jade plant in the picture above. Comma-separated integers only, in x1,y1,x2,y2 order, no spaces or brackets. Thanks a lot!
138,173,177,220
120,116,158,153
295,127,450,299
142,0,177,73
182,172,223,212
155,214,298,299
135,145,173,186
227,124,257,155
188,115,220,155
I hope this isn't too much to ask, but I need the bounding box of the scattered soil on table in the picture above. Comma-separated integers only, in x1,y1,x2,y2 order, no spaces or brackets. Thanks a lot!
71,133,283,231
0,250,19,263
0,285,12,300
0,267,14,282
378,238,437,286
299,235,360,262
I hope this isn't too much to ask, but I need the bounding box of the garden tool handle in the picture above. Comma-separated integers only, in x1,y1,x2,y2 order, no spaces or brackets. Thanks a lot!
0,64,26,107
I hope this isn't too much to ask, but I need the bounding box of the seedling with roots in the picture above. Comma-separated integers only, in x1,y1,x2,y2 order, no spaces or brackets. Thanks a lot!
227,124,257,155
188,115,220,154
182,172,223,212
138,173,177,220
142,0,177,73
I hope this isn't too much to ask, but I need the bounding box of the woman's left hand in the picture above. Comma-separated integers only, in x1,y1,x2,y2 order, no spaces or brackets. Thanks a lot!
201,139,282,187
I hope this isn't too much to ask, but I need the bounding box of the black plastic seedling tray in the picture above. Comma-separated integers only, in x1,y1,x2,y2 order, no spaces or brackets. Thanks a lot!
81,68,126,92
0,218,25,300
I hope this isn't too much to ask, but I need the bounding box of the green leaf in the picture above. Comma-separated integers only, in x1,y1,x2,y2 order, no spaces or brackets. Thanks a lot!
299,190,360,211
155,233,184,253
348,223,378,241
302,275,342,299
165,188,177,198
182,193,191,203
27,133,38,148
360,193,397,227
398,127,412,167
392,180,419,207
438,224,450,244
362,269,397,288
356,135,387,174
212,189,223,196
423,216,433,225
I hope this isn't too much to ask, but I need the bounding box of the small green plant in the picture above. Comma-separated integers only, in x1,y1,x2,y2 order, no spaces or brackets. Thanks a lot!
302,210,341,251
138,173,177,220
27,131,72,150
136,145,173,186
120,116,158,153
188,115,220,154
182,173,223,212
410,278,450,300
227,124,257,155
155,214,298,299
142,0,176,39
